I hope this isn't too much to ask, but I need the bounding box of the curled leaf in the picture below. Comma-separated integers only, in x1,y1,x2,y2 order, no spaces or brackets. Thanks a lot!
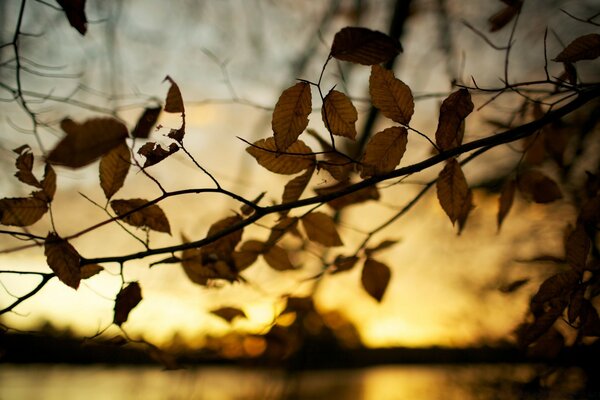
360,126,408,178
100,140,130,199
13,145,40,188
246,137,315,175
369,65,414,124
322,89,358,139
302,212,343,247
44,232,81,289
114,282,142,326
137,142,179,168
361,258,391,302
330,27,402,65
272,82,312,151
111,198,171,234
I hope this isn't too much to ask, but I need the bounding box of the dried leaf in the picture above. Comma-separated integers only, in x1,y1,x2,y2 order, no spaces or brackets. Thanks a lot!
0,196,48,226
111,198,171,234
361,258,391,302
272,82,311,151
281,166,315,206
163,76,185,113
435,89,473,151
436,159,470,225
314,182,380,210
332,255,359,274
202,215,244,263
365,240,399,256
137,142,179,168
565,224,590,271
211,307,246,323
267,217,299,246
360,126,408,178
44,232,81,289
180,235,209,285
317,152,354,182
531,270,579,308
99,140,130,199
488,2,522,32
330,27,402,65
263,245,295,271
113,282,142,326
322,89,357,139
131,106,162,139
13,145,40,188
369,65,414,124
246,137,315,175
48,118,128,168
40,164,57,202
518,170,562,204
302,212,343,247
56,0,87,35
553,33,600,63
233,240,265,271
240,192,266,216
80,264,103,279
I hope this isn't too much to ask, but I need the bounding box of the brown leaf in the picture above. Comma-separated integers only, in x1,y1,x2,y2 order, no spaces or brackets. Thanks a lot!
44,232,81,289
565,224,590,271
527,328,564,359
360,126,408,178
331,255,359,274
131,106,162,139
180,235,210,285
314,182,380,210
435,89,473,151
281,166,315,207
80,264,103,279
497,178,516,231
553,33,600,63
266,217,299,246
99,140,130,199
211,307,247,323
581,301,600,336
202,215,244,264
246,137,315,175
263,245,295,271
365,240,399,256
488,2,522,32
330,27,402,65
167,126,186,143
272,82,312,151
456,188,473,234
518,170,562,204
369,65,414,124
322,89,357,139
56,0,87,35
13,145,40,188
361,258,391,302
436,159,470,225
317,152,354,182
113,282,142,326
233,240,265,271
48,118,128,168
137,142,179,168
531,270,579,310
111,198,171,234
499,278,529,293
568,287,585,323
240,192,266,216
301,212,343,247
0,196,48,226
163,76,185,113
40,164,57,202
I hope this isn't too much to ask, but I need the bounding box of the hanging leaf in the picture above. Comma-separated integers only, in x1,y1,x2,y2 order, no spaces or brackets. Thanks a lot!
263,245,295,271
322,89,358,139
47,118,128,168
332,255,359,274
111,198,171,234
113,282,142,326
518,170,562,204
137,142,179,168
202,215,244,264
211,307,247,323
317,152,354,182
180,235,210,285
44,232,81,289
56,0,87,35
360,126,408,178
131,106,162,139
488,2,522,32
301,212,343,247
531,270,579,308
246,137,315,175
365,239,399,256
330,27,402,65
233,240,265,271
369,65,414,124
266,217,299,246
436,159,470,225
435,89,473,151
565,224,590,271
39,164,57,202
80,264,104,279
13,145,40,188
456,188,474,234
99,140,130,199
0,196,48,226
314,182,380,210
163,76,185,113
271,82,312,151
281,166,315,207
361,258,391,302
553,33,600,63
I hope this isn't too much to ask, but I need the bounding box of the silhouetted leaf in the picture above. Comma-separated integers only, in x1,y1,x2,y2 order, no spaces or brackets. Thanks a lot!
272,82,312,151
360,126,408,178
111,198,171,234
163,76,185,113
369,65,414,124
314,182,380,210
499,278,529,293
233,240,265,271
246,137,315,175
0,196,48,226
435,89,473,151
330,27,402,65
361,258,391,302
211,307,246,323
267,217,299,246
263,245,295,271
13,145,40,188
240,192,266,216
553,33,600,63
322,89,357,139
113,282,142,326
180,235,209,285
332,255,359,274
99,140,130,199
531,270,579,308
80,264,103,279
131,106,162,139
48,118,128,168
568,287,585,323
565,224,590,271
317,152,354,182
365,240,399,256
497,179,516,230
456,188,473,234
137,142,179,168
518,170,562,203
44,232,81,289
301,212,343,247
39,164,57,202
436,159,470,225
488,2,522,32
56,0,87,35
282,166,315,207
202,215,244,263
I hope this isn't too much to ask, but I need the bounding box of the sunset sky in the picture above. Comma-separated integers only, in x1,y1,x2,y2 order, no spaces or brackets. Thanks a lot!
0,0,593,348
